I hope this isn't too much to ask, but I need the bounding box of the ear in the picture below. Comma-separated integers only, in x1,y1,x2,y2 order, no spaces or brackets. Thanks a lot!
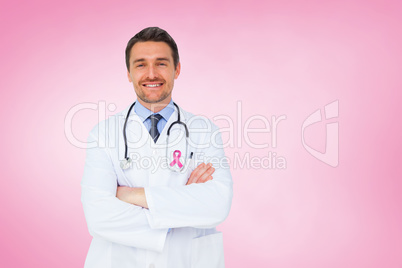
127,70,132,82
174,62,181,79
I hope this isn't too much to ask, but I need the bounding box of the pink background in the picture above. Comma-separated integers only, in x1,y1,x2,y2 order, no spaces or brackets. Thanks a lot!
1,0,401,267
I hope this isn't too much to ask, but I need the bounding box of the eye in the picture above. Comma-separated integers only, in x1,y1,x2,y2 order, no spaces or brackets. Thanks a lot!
158,62,167,66
136,64,144,68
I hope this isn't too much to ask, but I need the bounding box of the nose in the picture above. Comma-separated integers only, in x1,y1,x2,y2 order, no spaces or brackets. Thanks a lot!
146,65,157,79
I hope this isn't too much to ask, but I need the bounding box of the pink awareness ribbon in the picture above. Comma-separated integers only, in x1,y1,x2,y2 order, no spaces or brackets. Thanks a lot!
169,150,183,168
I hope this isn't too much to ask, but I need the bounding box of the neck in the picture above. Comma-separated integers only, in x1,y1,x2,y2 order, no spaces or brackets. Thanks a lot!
138,97,171,113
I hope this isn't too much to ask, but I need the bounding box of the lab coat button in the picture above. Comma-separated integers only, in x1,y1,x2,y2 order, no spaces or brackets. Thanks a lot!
153,150,157,155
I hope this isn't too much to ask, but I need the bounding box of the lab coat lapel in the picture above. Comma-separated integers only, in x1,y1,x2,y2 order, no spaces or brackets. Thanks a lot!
117,109,152,187
126,112,149,141
118,108,152,162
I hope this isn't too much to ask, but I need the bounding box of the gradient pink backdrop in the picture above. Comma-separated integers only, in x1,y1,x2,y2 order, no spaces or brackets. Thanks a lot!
1,0,401,267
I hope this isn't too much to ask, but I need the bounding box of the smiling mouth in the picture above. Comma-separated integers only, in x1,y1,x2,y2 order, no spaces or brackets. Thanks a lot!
142,83,163,88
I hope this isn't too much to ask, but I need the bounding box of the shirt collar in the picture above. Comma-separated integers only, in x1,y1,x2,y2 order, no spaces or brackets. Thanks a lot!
134,99,175,122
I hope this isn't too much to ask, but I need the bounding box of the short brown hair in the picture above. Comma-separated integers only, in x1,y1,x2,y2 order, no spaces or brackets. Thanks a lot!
125,27,180,70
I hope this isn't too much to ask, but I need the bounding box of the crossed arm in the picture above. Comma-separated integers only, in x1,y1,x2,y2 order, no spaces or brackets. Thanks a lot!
116,163,215,208
82,123,232,251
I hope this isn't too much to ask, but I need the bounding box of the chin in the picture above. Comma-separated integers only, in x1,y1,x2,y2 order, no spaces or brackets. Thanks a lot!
143,96,165,104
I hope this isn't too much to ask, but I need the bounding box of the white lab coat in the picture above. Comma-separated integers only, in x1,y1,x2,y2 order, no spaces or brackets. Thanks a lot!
81,104,233,268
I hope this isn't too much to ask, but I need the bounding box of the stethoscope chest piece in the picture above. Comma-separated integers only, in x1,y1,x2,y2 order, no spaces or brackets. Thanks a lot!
120,158,132,170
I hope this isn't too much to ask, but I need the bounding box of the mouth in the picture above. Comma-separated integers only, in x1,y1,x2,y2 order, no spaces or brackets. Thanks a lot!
142,82,164,88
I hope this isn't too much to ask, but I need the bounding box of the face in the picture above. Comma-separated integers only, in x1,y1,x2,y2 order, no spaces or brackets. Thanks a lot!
127,41,180,109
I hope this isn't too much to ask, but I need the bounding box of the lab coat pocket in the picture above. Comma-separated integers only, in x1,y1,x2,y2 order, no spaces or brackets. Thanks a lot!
191,232,225,268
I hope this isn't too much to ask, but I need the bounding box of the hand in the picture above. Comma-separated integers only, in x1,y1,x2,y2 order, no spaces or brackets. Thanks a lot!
116,186,135,204
186,163,215,185
116,186,148,208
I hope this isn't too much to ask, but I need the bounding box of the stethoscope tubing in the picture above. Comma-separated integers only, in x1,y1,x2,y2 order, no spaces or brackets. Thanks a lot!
122,101,188,162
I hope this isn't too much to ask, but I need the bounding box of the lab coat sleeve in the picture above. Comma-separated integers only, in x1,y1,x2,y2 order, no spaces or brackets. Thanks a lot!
144,122,233,229
81,125,168,252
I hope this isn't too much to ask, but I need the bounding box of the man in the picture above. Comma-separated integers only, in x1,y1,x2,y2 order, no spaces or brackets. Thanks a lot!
81,27,233,268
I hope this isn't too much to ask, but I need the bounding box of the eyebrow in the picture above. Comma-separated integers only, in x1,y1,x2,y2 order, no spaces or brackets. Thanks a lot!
133,58,145,64
132,57,171,64
156,57,170,62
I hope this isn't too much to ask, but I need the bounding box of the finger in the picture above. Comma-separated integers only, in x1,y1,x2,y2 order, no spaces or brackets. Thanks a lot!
199,175,213,183
195,165,215,183
188,163,208,184
187,163,203,184
189,163,204,180
186,163,204,185
197,166,215,183
193,163,212,181
187,163,211,185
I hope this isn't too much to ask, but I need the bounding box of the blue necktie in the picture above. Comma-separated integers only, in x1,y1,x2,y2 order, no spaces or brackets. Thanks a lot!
149,114,163,143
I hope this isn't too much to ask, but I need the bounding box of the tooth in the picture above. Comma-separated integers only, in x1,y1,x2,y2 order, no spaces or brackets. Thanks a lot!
145,84,161,87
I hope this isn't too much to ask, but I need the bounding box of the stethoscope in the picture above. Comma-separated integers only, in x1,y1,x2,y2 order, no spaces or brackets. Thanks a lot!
120,101,189,171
